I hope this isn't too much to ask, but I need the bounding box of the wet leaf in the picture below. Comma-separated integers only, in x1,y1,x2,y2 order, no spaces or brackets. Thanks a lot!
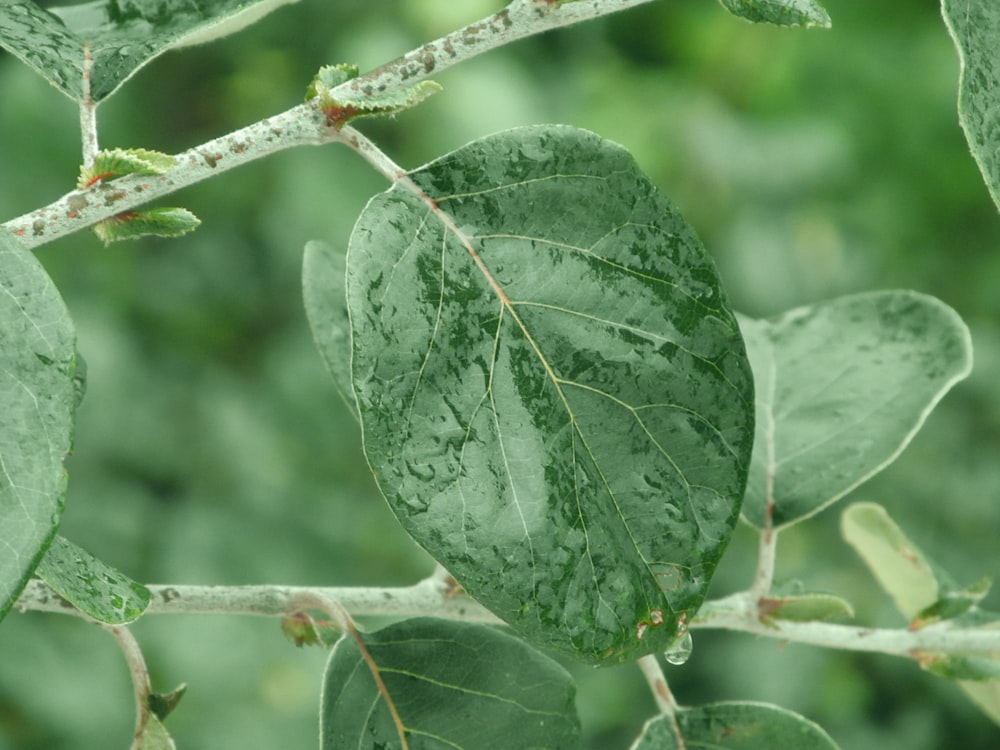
716,0,830,28
347,125,754,663
303,240,358,421
0,233,78,622
36,535,150,624
320,618,580,750
942,0,1000,212
631,701,840,749
740,291,972,529
0,0,299,103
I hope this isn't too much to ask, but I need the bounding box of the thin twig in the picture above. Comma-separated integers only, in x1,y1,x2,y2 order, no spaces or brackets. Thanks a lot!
103,624,152,749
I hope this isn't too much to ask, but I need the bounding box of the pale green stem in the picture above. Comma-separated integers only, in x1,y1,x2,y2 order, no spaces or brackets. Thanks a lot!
103,624,152,749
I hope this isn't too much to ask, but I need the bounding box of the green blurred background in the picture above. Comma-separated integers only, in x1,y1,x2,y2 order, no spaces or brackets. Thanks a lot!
2,0,999,748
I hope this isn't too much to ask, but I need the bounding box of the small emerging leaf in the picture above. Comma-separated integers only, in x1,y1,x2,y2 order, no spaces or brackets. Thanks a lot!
631,701,841,749
36,535,150,624
759,592,854,625
914,576,992,629
717,0,831,27
307,63,442,129
920,654,1000,682
93,207,200,245
78,148,175,188
148,683,187,722
136,713,176,750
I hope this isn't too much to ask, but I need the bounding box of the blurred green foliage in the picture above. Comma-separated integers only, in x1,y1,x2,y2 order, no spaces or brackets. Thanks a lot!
1,1,999,748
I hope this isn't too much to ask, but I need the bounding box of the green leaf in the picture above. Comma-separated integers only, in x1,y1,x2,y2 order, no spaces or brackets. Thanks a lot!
308,63,442,129
840,501,940,618
632,701,841,749
0,0,300,103
716,0,831,28
942,0,1000,212
35,535,150,624
136,713,177,750
759,592,854,625
148,683,187,722
740,291,972,529
921,654,1000,682
348,125,755,663
320,618,580,750
0,233,78,622
915,576,992,628
78,147,175,188
92,207,200,244
303,240,359,422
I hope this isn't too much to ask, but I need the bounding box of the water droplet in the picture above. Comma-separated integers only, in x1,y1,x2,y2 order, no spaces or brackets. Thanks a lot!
118,46,131,56
664,630,693,665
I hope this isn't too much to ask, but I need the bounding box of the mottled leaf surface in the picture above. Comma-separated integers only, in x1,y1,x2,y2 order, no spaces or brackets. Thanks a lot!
740,291,971,529
303,240,358,421
943,0,1000,212
0,0,299,103
631,702,840,749
0,232,78,621
348,125,754,662
36,534,150,624
717,0,830,28
320,618,580,750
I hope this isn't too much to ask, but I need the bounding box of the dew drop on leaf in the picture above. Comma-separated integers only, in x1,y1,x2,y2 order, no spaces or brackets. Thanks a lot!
663,631,693,665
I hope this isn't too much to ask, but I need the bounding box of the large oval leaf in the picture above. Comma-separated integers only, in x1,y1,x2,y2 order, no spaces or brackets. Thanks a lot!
346,125,754,663
0,232,78,621
320,618,580,750
0,0,299,103
943,0,1000,212
739,290,972,530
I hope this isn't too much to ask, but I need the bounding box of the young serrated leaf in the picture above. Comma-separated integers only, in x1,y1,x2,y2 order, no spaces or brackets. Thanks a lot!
78,147,175,188
348,125,754,663
36,535,150,624
942,0,1000,213
93,207,200,245
914,576,992,628
320,618,580,750
317,80,443,129
631,701,841,750
717,0,831,27
740,291,972,530
0,0,299,103
302,240,359,422
305,63,360,101
0,233,78,623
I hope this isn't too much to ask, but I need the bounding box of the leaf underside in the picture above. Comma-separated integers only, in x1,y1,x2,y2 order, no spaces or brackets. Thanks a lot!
0,233,78,621
632,701,841,749
942,0,1000,213
717,0,831,28
320,618,580,750
0,0,299,103
739,290,972,530
344,125,754,663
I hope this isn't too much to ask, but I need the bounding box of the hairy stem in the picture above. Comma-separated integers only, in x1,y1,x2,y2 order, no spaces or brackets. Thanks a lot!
1,0,657,249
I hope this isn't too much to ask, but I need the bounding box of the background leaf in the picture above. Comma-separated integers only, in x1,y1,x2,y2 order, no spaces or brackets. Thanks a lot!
0,0,299,103
303,240,358,421
36,534,150,624
942,0,1000,212
347,125,755,663
632,701,841,749
739,291,972,529
716,0,830,28
320,617,580,750
0,233,78,621
842,501,1000,726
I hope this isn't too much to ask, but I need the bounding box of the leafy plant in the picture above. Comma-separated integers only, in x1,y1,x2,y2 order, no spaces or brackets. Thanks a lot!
1,0,998,748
